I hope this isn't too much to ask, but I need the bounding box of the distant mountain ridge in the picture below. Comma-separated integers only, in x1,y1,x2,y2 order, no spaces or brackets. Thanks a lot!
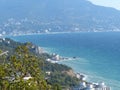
0,0,120,34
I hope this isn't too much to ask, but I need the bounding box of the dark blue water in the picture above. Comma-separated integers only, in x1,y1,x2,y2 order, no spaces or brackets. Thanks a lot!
10,32,120,90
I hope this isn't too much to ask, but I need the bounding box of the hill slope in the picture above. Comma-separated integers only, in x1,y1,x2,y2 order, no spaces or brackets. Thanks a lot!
0,0,120,34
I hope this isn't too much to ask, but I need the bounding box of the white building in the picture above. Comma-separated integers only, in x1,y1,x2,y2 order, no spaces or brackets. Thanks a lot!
23,76,32,81
23,74,32,81
46,71,51,75
95,82,110,90
79,82,86,90
78,82,110,90
55,54,60,60
52,53,60,61
86,84,95,90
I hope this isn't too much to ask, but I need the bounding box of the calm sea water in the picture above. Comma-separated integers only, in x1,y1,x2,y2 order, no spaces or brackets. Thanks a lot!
10,32,120,90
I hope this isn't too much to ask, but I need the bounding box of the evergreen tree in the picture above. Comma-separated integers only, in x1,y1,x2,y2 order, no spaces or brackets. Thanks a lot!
0,45,51,90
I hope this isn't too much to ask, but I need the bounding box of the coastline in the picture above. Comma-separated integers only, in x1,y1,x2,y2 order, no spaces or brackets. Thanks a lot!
4,31,73,37
3,31,120,38
6,32,115,89
41,48,111,90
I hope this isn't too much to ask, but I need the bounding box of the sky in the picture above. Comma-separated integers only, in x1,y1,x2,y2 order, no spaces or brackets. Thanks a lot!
89,0,120,10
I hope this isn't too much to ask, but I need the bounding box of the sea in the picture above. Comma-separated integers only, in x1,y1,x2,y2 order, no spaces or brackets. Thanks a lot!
9,32,120,90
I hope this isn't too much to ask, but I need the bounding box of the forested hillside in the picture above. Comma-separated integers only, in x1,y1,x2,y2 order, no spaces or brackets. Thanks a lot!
0,38,80,90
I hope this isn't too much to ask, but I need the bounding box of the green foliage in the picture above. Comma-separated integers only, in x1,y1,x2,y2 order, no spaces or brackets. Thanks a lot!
47,72,79,88
0,45,51,90
0,50,2,53
43,61,79,88
52,83,62,90
0,39,80,89
0,38,22,54
43,61,71,72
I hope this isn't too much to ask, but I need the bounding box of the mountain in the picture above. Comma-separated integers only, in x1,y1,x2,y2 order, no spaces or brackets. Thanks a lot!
0,0,120,35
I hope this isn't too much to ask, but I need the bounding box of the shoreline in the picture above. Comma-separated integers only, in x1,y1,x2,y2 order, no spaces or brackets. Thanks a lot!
3,31,74,37
3,31,120,38
6,32,113,89
44,51,111,89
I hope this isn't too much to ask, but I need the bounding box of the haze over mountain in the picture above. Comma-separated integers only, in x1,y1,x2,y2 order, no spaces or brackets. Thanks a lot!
0,0,120,35
89,0,120,10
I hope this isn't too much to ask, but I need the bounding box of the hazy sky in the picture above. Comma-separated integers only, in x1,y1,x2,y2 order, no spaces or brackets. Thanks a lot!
89,0,120,10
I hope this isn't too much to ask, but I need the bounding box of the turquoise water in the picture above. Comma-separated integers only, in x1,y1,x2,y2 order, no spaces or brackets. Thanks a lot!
10,32,120,90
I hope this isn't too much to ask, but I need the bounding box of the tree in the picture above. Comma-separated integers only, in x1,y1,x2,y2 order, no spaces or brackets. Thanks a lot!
0,45,51,90
52,83,62,90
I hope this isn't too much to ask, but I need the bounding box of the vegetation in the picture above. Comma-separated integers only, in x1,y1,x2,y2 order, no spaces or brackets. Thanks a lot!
43,61,80,88
0,45,51,90
0,38,80,90
0,38,23,55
